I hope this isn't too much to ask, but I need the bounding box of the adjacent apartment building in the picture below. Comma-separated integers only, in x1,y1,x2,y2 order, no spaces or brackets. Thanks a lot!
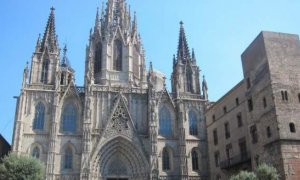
206,31,300,180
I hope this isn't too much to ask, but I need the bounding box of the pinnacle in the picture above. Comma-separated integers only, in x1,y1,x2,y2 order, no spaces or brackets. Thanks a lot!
176,21,191,64
41,7,58,52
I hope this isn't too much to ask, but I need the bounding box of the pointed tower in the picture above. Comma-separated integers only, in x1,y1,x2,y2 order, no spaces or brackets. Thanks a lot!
171,21,202,98
29,7,60,85
85,0,147,87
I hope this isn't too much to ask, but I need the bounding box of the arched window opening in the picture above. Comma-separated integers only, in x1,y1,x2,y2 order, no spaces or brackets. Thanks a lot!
62,103,77,133
186,68,193,92
64,146,73,169
41,59,49,83
113,39,122,71
289,123,296,133
162,148,170,170
189,110,198,135
94,42,102,74
33,102,45,130
192,150,199,171
159,106,172,137
32,146,40,159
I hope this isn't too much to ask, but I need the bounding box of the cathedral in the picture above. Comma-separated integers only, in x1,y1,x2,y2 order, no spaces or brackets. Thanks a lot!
12,0,209,179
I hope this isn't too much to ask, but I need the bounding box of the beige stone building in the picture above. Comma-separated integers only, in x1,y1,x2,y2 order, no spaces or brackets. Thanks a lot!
206,31,300,180
12,0,209,180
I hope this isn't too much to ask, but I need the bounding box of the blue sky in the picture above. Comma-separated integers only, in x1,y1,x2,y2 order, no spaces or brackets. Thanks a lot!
1,0,300,144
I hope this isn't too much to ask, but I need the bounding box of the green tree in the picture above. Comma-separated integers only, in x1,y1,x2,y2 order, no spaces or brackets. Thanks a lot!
0,152,45,180
255,163,280,180
230,171,257,180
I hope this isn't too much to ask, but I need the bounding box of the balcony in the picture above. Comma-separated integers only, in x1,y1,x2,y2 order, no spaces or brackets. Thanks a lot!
220,152,251,169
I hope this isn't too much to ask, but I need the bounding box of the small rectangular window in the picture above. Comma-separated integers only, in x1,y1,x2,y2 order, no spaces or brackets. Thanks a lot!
223,106,227,114
263,97,267,108
239,137,248,160
298,93,300,103
250,125,258,144
248,98,253,112
226,144,233,163
225,122,230,139
281,90,288,101
266,126,272,138
247,77,251,89
236,98,239,106
212,115,216,122
214,151,220,167
213,129,218,145
237,113,243,127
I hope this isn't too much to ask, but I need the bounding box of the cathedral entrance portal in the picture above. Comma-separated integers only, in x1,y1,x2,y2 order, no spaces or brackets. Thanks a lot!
107,179,128,180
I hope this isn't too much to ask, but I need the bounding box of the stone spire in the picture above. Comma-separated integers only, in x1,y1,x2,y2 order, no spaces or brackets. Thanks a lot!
94,7,101,36
177,21,191,64
202,75,208,100
40,7,58,52
61,45,70,67
191,48,197,64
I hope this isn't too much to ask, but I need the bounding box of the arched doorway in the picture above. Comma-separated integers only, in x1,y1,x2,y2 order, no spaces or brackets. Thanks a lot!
90,137,149,180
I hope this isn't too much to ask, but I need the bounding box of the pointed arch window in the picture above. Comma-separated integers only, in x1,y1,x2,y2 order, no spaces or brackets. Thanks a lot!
94,42,102,74
62,103,77,133
33,102,45,130
159,106,172,137
64,146,73,169
32,146,40,159
186,68,193,92
41,59,49,83
189,110,198,135
162,148,171,170
192,150,199,171
113,39,122,71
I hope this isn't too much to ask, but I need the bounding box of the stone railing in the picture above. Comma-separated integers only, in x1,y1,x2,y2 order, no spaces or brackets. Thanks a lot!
220,152,251,169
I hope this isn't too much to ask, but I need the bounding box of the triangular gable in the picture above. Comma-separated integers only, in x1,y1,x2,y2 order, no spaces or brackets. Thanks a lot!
60,80,81,104
111,26,126,45
157,88,175,109
103,93,137,139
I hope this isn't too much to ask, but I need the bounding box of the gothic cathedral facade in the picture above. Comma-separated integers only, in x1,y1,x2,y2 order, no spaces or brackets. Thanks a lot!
12,1,209,179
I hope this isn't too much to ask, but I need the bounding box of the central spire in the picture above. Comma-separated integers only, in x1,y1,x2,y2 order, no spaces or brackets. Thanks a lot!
41,7,58,52
177,21,191,64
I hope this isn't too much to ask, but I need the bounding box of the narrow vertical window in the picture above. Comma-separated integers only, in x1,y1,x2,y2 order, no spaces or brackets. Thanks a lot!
191,150,199,171
214,151,220,167
41,59,49,83
113,39,122,71
266,126,272,137
32,146,40,159
162,148,170,170
62,103,77,133
298,93,300,103
289,123,296,133
94,42,102,74
263,97,267,108
213,129,218,145
235,98,239,106
248,98,253,112
239,138,247,160
212,115,216,122
250,125,258,144
223,106,227,114
159,106,172,137
64,146,73,169
225,122,230,139
246,77,251,89
281,90,288,101
33,102,45,130
189,111,198,135
226,144,232,164
237,113,243,127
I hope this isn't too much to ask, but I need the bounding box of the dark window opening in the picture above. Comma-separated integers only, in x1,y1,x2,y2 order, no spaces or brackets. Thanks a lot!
94,42,102,74
263,97,267,108
248,98,253,112
246,77,251,89
41,59,49,84
213,129,218,145
250,125,258,144
214,151,220,167
191,150,199,171
226,144,233,164
237,113,243,127
236,98,239,106
281,90,288,101
266,126,272,138
239,138,248,160
298,93,300,103
289,123,296,133
225,122,230,139
113,39,122,71
223,106,227,114
212,115,216,122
